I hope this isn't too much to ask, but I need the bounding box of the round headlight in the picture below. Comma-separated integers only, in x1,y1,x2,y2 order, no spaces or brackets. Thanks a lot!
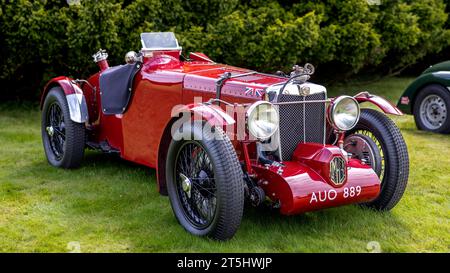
247,101,279,140
330,96,360,131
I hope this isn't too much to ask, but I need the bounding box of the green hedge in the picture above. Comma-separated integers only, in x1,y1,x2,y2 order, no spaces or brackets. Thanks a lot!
1,0,449,99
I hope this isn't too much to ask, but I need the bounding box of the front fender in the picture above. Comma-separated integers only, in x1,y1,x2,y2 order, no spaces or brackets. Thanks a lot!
156,103,236,195
396,72,450,114
41,77,89,123
171,103,236,127
354,92,403,116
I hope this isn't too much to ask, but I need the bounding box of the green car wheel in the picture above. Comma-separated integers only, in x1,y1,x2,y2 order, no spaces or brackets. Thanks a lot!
413,84,450,134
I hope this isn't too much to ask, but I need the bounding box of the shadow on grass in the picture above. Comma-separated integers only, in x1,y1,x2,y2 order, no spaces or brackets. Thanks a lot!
9,150,407,252
243,201,403,231
82,150,153,170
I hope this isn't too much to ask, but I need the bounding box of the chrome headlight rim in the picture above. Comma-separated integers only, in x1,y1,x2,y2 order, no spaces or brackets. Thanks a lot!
329,96,361,131
246,101,279,141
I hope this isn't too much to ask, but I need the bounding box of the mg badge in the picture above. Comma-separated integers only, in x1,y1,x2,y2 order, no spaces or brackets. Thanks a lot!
330,156,346,185
299,86,311,96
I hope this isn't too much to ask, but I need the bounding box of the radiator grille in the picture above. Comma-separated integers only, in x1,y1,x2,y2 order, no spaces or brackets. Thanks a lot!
276,92,326,161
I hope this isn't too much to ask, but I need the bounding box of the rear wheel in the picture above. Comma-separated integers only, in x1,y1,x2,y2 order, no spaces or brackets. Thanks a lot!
41,87,85,168
166,122,244,240
413,84,450,134
345,109,409,211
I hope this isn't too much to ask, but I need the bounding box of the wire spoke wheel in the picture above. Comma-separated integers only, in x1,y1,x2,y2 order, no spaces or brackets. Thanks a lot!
346,109,409,211
351,129,385,182
41,87,85,169
46,103,66,160
166,122,244,240
175,141,217,229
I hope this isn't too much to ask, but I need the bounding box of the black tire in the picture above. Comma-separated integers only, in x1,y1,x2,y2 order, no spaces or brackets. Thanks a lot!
166,122,244,240
41,87,85,168
347,109,409,211
413,84,450,134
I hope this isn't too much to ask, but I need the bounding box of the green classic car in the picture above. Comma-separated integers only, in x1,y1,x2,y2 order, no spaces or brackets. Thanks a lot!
398,61,450,134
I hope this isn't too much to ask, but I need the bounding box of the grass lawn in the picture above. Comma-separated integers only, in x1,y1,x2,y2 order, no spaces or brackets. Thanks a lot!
0,77,449,253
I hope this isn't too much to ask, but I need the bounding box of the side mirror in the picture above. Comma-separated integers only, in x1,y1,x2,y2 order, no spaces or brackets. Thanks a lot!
125,51,138,64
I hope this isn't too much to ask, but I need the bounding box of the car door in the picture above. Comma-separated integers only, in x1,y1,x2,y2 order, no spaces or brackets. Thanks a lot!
121,66,184,168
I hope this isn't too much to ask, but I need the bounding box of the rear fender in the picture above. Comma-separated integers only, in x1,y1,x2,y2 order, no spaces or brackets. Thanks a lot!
41,77,89,123
354,92,403,116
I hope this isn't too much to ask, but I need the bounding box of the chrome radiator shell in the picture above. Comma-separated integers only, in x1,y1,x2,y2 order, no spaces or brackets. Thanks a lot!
275,91,327,161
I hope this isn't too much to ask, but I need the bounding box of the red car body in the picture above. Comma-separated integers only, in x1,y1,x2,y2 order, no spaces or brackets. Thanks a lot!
41,43,402,216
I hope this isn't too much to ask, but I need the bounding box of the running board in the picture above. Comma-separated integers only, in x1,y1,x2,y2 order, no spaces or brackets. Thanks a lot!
86,141,120,154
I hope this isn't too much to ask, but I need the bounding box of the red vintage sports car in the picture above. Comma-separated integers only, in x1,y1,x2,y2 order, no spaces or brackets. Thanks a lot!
41,32,409,240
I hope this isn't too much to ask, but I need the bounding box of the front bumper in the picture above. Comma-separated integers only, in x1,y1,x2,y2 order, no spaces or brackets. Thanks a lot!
253,143,381,215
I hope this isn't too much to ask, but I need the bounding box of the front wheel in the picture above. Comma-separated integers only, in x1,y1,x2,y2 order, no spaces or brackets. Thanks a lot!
166,122,244,240
345,109,409,211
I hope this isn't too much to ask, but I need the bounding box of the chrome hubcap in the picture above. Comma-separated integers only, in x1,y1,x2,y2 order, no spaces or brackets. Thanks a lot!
46,126,54,137
180,173,192,198
420,95,447,129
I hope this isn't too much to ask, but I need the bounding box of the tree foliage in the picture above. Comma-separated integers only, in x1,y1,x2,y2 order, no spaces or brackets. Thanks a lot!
0,0,449,99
